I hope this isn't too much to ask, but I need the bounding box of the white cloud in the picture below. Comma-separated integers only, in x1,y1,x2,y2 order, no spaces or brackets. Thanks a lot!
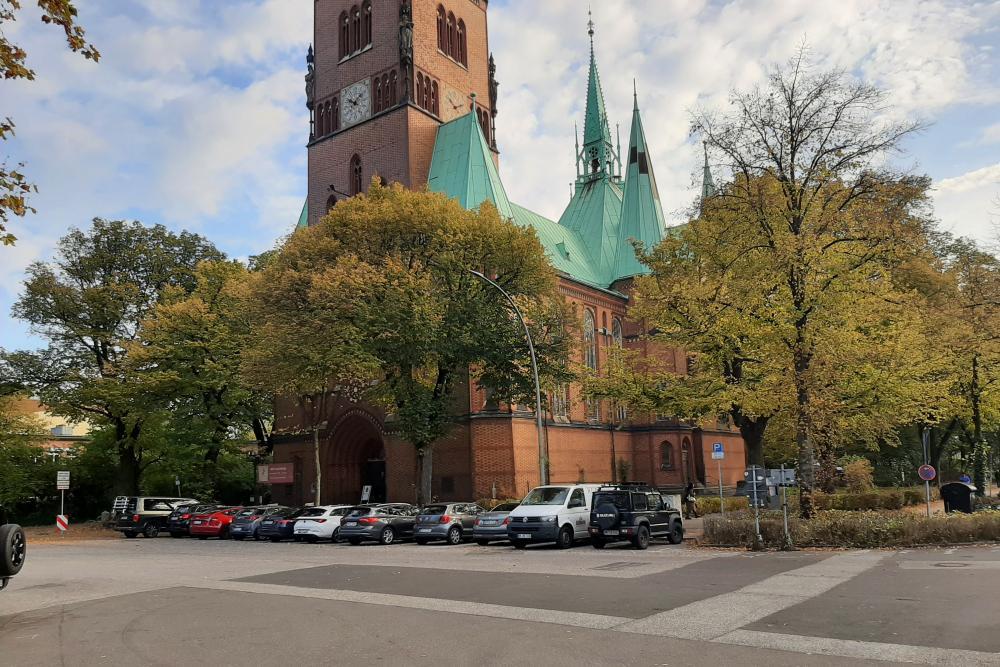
982,122,1000,144
933,163,1000,241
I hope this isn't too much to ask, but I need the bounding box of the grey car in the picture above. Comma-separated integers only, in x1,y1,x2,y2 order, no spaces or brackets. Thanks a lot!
340,504,418,545
229,505,282,540
472,501,520,545
413,503,485,545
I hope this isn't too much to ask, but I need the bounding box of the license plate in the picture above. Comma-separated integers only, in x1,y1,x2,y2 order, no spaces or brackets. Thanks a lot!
262,520,273,525
193,520,203,525
603,529,619,535
345,521,357,527
517,533,531,539
419,528,431,533
481,520,497,526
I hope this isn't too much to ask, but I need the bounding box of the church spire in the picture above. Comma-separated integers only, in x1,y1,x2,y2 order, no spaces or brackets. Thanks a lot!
614,85,666,281
578,9,617,181
701,141,716,200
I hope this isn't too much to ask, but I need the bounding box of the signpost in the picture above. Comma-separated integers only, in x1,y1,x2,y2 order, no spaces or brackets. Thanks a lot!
920,427,935,518
360,485,372,503
56,470,70,536
748,464,763,547
712,443,725,516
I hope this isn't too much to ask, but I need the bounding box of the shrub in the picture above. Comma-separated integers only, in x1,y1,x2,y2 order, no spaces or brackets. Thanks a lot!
903,488,925,506
702,509,1000,548
475,497,521,510
842,458,875,493
697,496,750,515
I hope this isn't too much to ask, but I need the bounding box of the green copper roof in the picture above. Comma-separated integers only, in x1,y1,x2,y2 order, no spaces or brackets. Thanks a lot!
427,112,514,219
614,91,666,281
558,177,623,285
578,24,618,181
510,203,606,288
701,142,716,200
295,200,308,229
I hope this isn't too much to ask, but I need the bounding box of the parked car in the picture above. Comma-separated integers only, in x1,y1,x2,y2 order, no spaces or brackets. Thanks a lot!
114,497,200,538
340,504,418,545
256,507,307,542
0,511,25,591
189,507,243,539
230,506,283,540
414,503,484,545
589,483,683,549
472,501,520,545
506,484,602,549
167,504,220,538
293,505,355,543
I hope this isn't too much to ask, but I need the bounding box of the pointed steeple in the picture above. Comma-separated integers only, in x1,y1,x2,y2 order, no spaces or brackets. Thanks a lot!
701,141,716,200
578,9,617,181
614,85,666,282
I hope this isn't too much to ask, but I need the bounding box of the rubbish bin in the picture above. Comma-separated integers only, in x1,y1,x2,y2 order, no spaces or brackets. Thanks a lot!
940,482,976,513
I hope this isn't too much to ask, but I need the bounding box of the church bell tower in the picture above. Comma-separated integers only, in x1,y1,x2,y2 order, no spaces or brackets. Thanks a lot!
305,0,499,226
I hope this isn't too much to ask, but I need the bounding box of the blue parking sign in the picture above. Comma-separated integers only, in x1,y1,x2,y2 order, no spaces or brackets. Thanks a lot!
712,442,724,460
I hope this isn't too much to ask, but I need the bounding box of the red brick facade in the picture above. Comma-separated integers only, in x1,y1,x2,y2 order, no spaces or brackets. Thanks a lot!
274,0,747,505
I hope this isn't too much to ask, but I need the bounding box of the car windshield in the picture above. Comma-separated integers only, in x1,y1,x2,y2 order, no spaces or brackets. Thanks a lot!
222,508,241,516
492,502,519,512
347,507,372,517
300,507,327,517
263,506,287,516
521,487,569,506
593,492,630,511
421,505,448,515
236,508,260,517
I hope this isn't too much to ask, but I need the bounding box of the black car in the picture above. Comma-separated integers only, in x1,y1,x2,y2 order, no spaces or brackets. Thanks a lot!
589,483,683,549
256,507,306,542
0,510,25,591
167,504,220,537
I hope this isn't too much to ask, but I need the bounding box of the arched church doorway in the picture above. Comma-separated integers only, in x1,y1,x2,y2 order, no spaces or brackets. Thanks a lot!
323,411,387,504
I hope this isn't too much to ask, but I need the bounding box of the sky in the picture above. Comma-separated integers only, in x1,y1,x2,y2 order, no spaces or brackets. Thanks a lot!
1,0,998,352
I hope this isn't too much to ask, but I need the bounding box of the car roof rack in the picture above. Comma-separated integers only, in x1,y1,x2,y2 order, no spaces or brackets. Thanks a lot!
596,481,654,490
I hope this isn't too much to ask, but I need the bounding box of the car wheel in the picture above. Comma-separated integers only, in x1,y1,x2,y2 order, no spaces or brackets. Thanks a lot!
556,526,574,550
476,539,490,546
142,523,159,539
331,528,340,544
379,527,395,545
633,525,650,550
667,521,684,545
446,526,462,545
512,540,527,550
0,524,26,577
348,538,361,546
124,531,138,539
591,539,606,549
219,526,230,540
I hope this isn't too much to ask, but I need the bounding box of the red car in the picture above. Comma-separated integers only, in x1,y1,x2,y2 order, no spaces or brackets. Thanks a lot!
189,507,242,539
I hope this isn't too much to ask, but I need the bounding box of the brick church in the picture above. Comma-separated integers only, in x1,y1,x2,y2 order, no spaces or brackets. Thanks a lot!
269,0,746,506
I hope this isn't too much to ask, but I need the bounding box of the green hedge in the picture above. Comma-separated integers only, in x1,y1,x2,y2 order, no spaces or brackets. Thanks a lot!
785,487,929,511
697,496,750,514
703,509,1000,549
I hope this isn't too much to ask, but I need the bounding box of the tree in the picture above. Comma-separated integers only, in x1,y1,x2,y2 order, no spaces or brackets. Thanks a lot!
245,182,572,504
127,260,272,466
1,219,224,495
1,1,100,245
0,395,46,507
691,52,929,516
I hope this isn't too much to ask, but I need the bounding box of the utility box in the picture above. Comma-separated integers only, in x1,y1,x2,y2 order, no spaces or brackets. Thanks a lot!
940,482,976,513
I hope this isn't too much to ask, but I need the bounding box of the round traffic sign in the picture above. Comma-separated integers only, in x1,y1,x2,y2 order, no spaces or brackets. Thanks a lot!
918,464,936,482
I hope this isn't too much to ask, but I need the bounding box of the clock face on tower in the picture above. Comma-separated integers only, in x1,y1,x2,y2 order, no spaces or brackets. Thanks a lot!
341,79,371,127
443,88,467,121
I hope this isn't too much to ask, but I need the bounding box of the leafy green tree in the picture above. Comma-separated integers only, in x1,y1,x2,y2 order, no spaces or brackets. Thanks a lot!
245,182,573,504
0,396,46,507
689,52,929,516
1,219,224,495
1,0,100,245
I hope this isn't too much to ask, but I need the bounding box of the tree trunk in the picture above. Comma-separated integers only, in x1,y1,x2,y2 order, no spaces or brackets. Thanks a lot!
816,442,837,493
735,412,768,467
115,443,141,496
971,354,987,497
414,447,433,505
313,425,322,505
794,341,816,518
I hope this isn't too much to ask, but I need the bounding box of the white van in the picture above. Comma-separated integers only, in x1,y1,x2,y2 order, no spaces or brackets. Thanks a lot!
506,484,603,549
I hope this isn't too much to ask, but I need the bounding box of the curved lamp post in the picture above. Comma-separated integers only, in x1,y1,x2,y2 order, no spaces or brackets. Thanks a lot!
469,270,549,485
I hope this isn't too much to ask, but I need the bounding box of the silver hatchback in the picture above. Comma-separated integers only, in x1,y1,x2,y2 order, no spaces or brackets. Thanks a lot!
414,503,485,545
472,501,520,545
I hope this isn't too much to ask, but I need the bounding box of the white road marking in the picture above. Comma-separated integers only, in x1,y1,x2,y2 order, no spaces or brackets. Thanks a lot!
193,580,631,630
718,630,1000,666
615,550,886,640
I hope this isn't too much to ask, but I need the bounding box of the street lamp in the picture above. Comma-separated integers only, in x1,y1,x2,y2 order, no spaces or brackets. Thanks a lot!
469,270,549,485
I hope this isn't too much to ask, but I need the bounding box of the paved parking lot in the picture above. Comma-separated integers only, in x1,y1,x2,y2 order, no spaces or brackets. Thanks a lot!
2,537,1000,665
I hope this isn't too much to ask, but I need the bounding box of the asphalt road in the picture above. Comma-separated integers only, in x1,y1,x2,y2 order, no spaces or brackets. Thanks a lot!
2,535,999,666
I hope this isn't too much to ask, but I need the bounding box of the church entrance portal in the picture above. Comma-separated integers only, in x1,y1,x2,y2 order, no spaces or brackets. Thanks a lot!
323,412,386,504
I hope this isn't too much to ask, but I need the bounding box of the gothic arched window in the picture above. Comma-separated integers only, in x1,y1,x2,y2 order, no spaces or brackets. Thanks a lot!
317,105,326,137
351,5,361,54
339,11,349,59
457,19,467,66
612,319,626,421
446,12,456,59
374,78,382,113
660,442,674,470
415,73,424,110
423,76,431,110
332,97,340,132
583,309,597,371
388,71,397,106
350,154,363,195
362,1,372,48
478,109,490,144
431,80,439,116
436,5,446,52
